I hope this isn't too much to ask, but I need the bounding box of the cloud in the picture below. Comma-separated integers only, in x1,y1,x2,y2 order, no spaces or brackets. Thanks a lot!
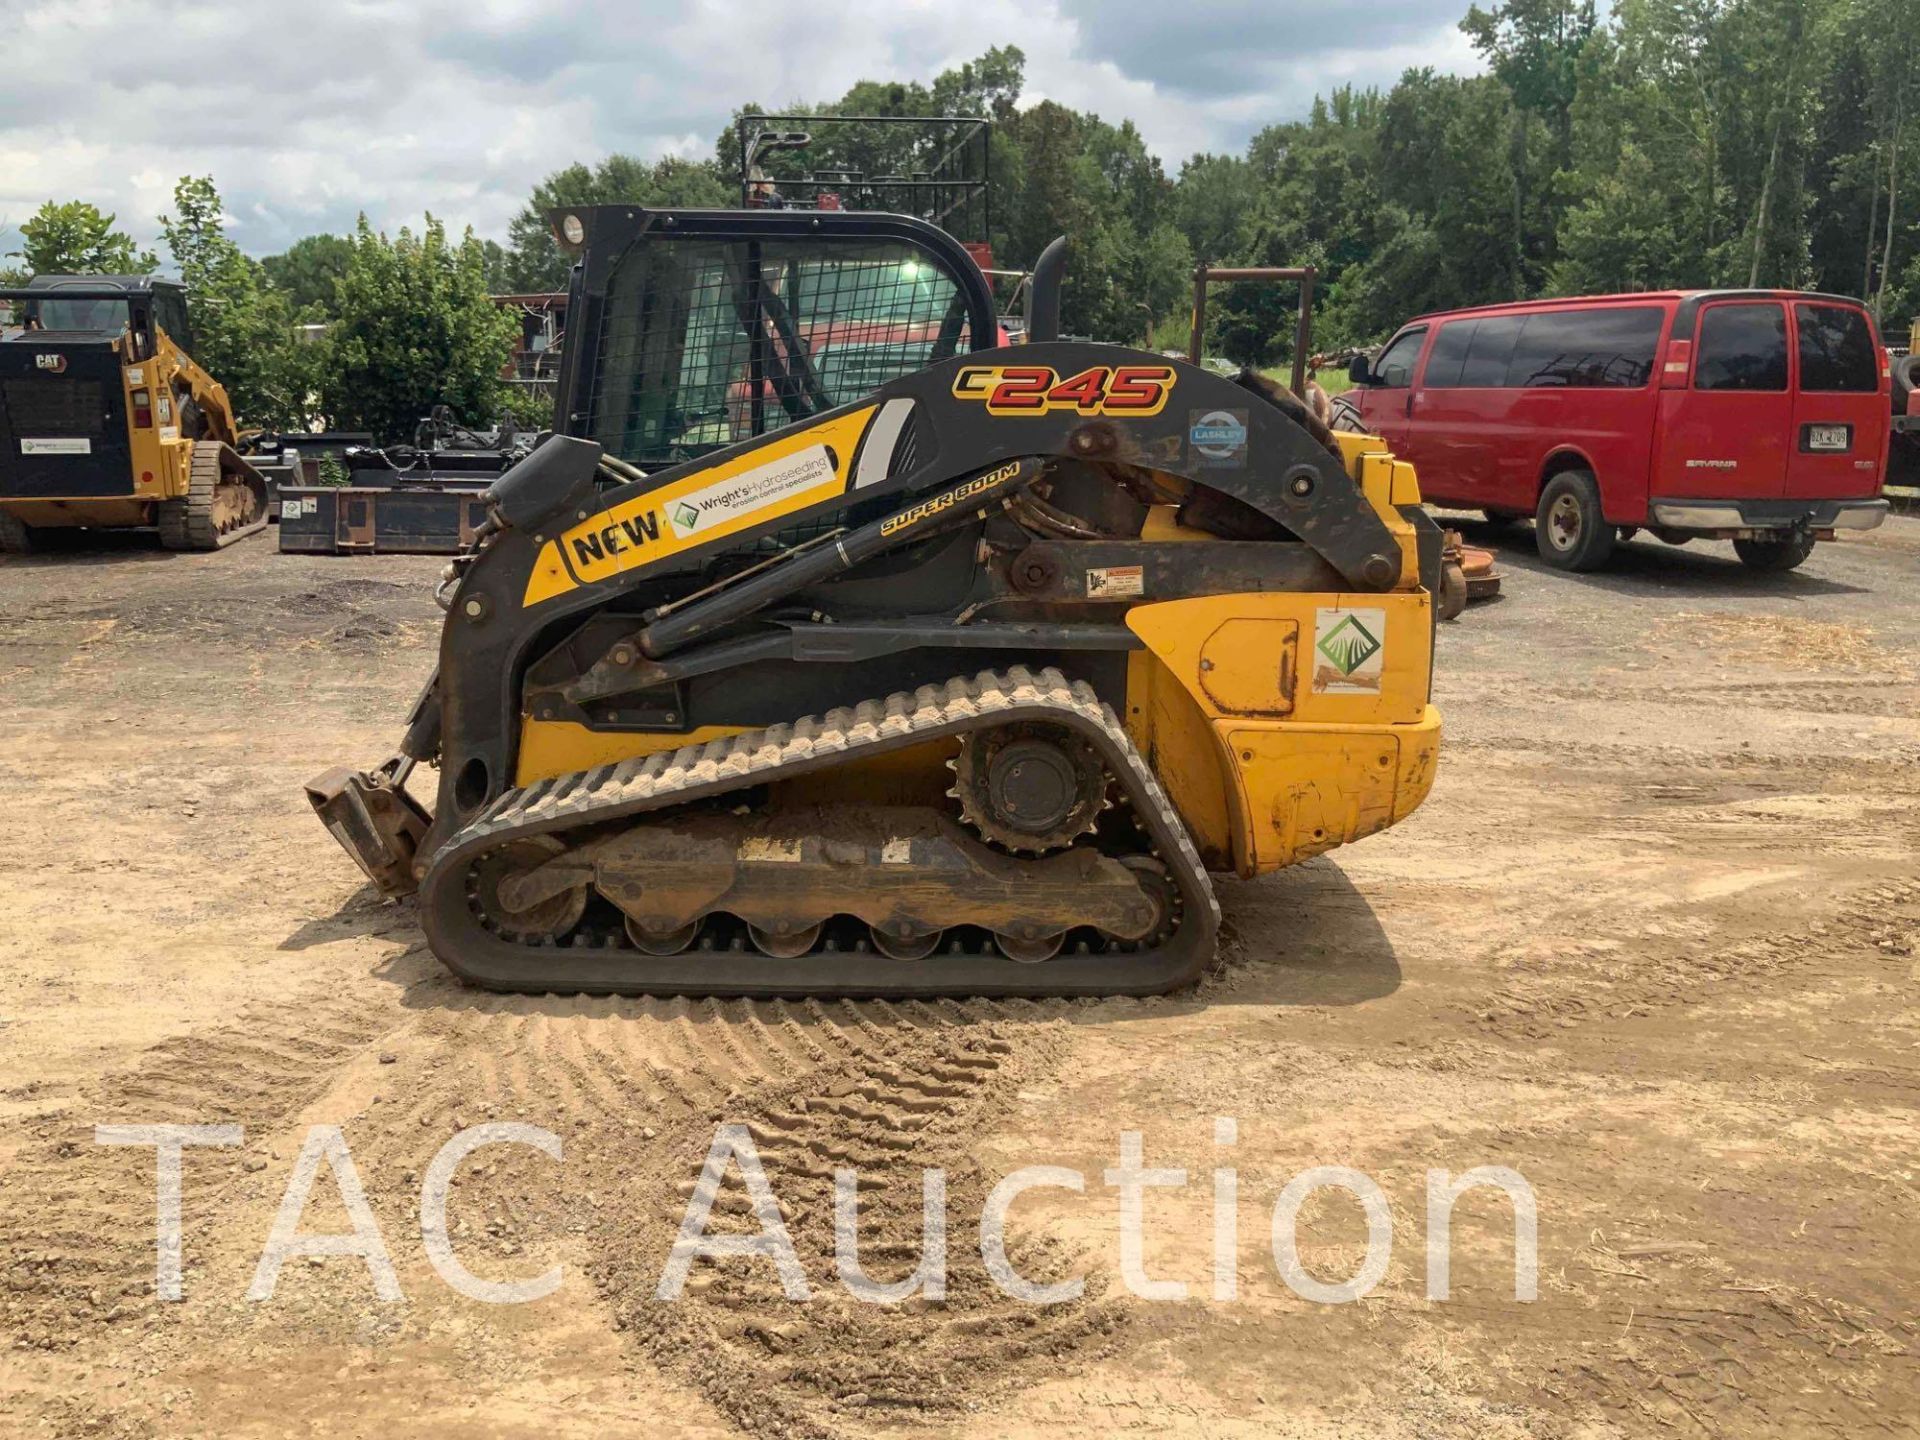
0,0,1478,262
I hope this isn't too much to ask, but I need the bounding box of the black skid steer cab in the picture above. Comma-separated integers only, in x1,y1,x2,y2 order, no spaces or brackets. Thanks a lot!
0,275,267,554
309,205,1445,1000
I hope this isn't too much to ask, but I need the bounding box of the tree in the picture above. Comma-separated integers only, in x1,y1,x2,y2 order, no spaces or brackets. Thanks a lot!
318,215,519,442
159,176,306,429
4,201,155,283
502,155,732,291
261,233,353,316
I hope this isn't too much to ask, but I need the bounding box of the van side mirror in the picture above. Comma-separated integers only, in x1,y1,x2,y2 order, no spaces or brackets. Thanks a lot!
1348,353,1373,386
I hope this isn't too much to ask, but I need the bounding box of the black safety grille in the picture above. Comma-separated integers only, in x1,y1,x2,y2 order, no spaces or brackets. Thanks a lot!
1,378,108,438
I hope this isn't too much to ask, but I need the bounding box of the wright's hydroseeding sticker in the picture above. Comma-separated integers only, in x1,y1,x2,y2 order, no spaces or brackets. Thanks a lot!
519,407,876,608
667,445,836,538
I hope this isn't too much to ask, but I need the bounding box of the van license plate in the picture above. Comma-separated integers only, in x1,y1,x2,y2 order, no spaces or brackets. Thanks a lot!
1807,424,1849,451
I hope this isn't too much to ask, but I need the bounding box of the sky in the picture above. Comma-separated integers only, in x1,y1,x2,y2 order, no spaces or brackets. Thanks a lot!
0,0,1480,264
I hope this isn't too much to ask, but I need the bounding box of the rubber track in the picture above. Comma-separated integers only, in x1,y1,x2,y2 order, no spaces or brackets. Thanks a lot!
418,665,1220,998
158,441,267,550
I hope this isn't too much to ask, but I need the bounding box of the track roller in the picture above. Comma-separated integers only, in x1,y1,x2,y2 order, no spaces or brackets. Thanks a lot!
749,923,824,959
871,925,942,961
994,931,1065,964
626,916,702,955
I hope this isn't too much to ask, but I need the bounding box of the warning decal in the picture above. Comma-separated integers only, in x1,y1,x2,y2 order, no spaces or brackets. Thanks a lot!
1086,565,1146,600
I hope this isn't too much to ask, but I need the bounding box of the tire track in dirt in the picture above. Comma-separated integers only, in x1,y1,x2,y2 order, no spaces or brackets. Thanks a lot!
0,990,402,1350
1472,880,1920,1042
1529,676,1920,715
341,993,1120,1439
1448,736,1920,777
1539,1274,1910,1433
584,1005,1121,1438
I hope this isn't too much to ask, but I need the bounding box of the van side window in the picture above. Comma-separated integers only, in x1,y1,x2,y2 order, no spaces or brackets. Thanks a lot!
1795,304,1877,392
1506,307,1663,388
1695,303,1787,391
1373,327,1426,387
1423,322,1475,388
1458,315,1522,386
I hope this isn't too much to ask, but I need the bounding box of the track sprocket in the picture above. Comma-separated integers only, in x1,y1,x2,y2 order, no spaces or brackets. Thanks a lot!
950,722,1109,854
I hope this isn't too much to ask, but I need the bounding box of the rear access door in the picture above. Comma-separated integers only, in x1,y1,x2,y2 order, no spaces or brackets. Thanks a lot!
1786,300,1887,500
0,339,133,503
1652,299,1793,500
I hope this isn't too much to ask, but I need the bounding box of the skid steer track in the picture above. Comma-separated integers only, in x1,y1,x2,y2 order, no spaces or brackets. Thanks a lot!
158,441,268,550
418,666,1220,998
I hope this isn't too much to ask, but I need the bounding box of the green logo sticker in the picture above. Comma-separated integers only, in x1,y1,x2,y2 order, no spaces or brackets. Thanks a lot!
673,501,700,532
1312,607,1387,693
1317,614,1381,674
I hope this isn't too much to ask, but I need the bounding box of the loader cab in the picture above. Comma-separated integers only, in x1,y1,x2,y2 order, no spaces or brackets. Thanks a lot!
7,276,193,362
546,206,999,470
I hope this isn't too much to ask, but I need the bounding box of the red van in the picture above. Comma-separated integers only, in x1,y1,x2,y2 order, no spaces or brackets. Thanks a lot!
1347,291,1892,571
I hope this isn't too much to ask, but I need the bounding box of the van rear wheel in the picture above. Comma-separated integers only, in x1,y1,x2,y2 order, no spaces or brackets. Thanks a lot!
1732,532,1815,572
1534,471,1614,572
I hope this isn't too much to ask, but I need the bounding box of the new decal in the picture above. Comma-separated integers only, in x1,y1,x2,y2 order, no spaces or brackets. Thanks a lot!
519,406,877,608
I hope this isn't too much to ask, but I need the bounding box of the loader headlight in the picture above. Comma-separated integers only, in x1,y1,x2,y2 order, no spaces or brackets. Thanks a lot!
560,213,585,246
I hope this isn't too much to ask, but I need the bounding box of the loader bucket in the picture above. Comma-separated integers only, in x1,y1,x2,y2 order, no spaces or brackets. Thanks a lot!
305,763,432,898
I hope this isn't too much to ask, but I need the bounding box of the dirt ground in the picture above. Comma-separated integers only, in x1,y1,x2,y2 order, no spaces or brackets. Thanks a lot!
1,516,1917,1438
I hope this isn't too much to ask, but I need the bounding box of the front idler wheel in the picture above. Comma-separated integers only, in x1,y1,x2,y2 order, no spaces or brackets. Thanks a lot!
468,836,587,943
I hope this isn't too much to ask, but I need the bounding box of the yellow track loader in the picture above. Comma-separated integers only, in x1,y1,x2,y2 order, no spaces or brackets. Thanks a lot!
0,275,267,553
308,207,1441,997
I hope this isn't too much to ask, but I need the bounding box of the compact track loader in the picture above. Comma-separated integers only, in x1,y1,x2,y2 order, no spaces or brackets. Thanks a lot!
309,206,1442,997
0,275,267,553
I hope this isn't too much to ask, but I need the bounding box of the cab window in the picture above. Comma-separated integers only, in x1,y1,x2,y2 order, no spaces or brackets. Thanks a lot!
1695,303,1788,392
1372,327,1426,388
33,297,128,332
153,290,195,356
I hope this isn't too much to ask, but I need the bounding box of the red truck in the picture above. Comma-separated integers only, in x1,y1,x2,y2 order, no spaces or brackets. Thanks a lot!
1348,290,1892,571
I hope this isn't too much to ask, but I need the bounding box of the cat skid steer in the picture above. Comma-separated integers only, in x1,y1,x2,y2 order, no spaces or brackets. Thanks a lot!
307,205,1442,997
0,275,266,553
